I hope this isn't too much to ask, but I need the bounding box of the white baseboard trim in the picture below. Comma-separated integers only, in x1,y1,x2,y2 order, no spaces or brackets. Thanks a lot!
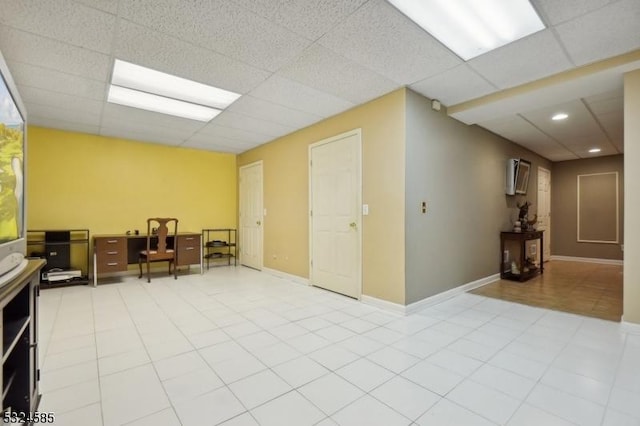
263,267,310,286
405,273,501,315
550,255,623,266
360,295,406,315
621,319,640,334
360,273,500,316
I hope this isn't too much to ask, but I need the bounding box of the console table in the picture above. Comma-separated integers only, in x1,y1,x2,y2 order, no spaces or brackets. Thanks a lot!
93,233,201,286
500,230,544,282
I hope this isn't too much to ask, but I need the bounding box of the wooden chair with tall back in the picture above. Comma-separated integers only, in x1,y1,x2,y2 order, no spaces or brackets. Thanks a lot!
138,218,178,283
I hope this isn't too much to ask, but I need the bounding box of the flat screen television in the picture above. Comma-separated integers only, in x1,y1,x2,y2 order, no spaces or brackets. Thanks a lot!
506,158,531,196
0,49,28,287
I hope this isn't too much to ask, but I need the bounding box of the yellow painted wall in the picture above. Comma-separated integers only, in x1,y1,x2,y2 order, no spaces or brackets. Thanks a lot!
238,89,406,304
27,126,237,241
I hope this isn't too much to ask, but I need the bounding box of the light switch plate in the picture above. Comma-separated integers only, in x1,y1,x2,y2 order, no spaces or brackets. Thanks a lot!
362,204,369,215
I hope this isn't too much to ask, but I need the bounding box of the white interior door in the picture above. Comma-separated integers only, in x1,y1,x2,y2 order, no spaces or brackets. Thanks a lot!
239,161,263,270
310,130,361,299
537,167,551,261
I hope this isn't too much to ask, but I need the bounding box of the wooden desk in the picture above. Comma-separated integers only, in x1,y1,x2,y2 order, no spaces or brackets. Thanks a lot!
500,230,544,282
93,233,201,286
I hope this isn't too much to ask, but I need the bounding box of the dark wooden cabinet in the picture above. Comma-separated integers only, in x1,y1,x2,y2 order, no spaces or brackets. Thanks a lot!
500,231,544,282
176,234,201,266
94,236,128,274
1,259,44,421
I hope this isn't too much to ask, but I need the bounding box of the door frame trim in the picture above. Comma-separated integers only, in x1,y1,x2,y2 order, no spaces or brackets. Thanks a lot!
239,160,264,270
308,128,363,299
537,166,551,260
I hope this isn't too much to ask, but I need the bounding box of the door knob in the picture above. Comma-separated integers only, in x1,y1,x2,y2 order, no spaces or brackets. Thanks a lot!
256,221,261,226
349,222,357,229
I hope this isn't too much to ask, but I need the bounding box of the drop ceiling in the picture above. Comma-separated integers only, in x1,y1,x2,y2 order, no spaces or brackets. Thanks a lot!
0,0,638,161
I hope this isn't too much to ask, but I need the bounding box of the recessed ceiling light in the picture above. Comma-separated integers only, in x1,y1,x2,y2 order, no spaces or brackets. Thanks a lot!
387,0,545,60
107,59,241,121
107,85,221,122
552,113,569,121
589,148,602,153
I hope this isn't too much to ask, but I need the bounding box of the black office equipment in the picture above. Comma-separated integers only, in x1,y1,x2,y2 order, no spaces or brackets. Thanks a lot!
44,230,71,270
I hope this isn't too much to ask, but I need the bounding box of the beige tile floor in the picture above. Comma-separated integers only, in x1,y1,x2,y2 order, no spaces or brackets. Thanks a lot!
38,266,640,425
471,260,623,322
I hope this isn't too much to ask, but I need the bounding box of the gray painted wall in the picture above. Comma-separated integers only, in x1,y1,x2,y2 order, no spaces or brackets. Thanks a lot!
551,155,624,260
404,90,552,304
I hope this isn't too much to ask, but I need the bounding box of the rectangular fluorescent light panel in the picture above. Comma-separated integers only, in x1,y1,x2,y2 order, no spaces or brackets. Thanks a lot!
108,86,221,122
107,59,241,121
387,0,545,60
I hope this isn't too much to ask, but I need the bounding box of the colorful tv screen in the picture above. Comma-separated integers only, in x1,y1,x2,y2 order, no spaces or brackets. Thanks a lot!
0,73,24,244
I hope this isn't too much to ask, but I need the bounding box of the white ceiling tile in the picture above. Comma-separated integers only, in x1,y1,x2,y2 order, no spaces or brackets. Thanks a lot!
468,30,573,89
230,0,279,21
195,123,274,145
119,0,311,72
479,114,579,161
100,116,192,141
520,100,606,140
563,142,620,158
450,61,626,125
27,103,102,127
114,20,270,94
532,0,617,25
543,152,581,162
234,0,368,40
181,141,239,153
278,43,399,104
318,0,461,84
183,133,257,153
595,110,624,151
8,61,107,101
0,0,633,157
101,104,204,134
596,110,624,131
0,25,111,80
0,0,115,54
410,64,497,106
510,137,580,162
227,95,324,129
584,89,624,115
524,142,579,160
213,110,297,138
99,127,182,146
249,75,355,117
19,86,104,116
554,0,640,65
73,0,119,14
28,116,100,135
480,114,551,142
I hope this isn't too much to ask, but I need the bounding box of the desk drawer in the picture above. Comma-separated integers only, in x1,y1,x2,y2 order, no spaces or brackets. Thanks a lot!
96,259,127,273
95,237,128,272
176,235,201,265
95,237,127,252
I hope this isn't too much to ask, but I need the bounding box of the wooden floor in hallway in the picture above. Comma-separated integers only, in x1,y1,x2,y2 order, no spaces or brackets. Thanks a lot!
470,260,623,322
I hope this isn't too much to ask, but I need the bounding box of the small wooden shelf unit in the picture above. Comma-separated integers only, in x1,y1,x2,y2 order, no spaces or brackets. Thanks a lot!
500,230,544,282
